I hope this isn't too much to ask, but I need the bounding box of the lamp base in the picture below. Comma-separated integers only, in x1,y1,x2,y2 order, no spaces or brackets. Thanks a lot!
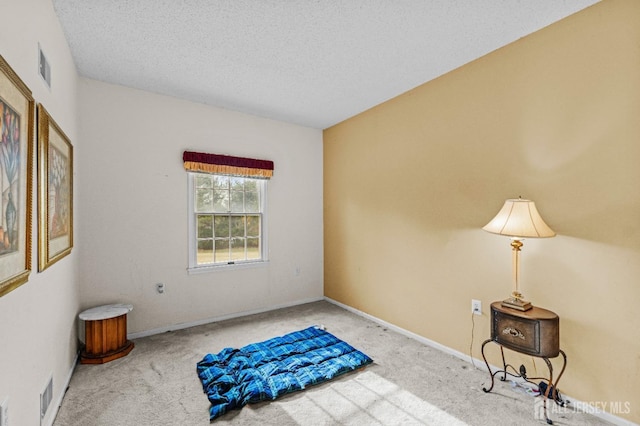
501,297,532,311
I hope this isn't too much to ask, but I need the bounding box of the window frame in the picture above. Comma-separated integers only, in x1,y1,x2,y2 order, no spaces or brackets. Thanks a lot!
187,172,268,273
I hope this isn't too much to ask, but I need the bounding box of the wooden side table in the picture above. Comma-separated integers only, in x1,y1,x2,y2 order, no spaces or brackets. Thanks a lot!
79,304,135,364
481,302,567,425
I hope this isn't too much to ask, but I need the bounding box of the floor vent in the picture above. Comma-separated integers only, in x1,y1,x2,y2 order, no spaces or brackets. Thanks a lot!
40,376,53,420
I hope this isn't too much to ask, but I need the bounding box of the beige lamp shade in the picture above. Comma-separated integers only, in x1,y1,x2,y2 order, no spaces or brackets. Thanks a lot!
483,197,555,311
483,198,555,239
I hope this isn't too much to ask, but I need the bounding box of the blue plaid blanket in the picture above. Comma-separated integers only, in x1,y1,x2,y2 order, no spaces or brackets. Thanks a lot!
197,326,373,420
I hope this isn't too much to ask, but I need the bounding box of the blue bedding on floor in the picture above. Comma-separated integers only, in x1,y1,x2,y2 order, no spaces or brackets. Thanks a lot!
196,326,373,420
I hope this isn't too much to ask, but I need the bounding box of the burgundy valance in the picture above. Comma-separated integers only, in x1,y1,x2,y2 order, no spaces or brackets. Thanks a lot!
183,151,274,179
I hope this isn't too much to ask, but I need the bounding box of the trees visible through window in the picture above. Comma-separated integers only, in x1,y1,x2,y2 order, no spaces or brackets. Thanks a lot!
190,173,265,267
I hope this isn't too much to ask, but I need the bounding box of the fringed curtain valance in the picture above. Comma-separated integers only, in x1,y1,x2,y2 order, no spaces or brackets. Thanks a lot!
183,151,274,179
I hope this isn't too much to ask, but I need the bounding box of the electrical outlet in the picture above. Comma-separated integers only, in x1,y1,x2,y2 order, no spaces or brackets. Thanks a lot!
0,397,8,426
472,299,482,315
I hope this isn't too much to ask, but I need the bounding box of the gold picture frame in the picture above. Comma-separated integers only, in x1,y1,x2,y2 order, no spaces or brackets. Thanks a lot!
38,104,73,271
0,55,34,297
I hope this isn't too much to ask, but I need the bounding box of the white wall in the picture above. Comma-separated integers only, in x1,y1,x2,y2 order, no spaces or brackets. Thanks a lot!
0,0,80,425
77,79,323,334
0,3,322,424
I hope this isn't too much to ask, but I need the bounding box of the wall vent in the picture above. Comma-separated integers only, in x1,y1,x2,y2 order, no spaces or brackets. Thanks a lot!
40,376,53,421
38,44,51,89
0,397,8,426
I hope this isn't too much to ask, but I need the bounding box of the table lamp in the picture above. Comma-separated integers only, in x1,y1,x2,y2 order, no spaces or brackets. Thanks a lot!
483,197,555,311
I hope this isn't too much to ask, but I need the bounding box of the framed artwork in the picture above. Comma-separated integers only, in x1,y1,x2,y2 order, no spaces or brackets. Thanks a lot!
37,104,73,271
0,55,34,297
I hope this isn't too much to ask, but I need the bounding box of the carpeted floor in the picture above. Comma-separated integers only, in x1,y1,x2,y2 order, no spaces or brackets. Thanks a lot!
53,300,611,425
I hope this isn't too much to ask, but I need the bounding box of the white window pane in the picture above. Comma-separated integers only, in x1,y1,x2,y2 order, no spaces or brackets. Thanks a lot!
195,174,213,189
197,215,213,238
246,215,260,237
230,190,244,212
213,176,229,189
231,238,245,261
214,216,229,238
214,239,230,263
230,216,245,238
195,189,213,212
247,238,260,260
197,240,214,264
230,177,243,191
245,190,259,212
213,189,229,212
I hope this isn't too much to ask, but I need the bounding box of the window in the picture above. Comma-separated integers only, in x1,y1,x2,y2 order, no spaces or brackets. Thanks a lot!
188,173,267,269
183,150,273,271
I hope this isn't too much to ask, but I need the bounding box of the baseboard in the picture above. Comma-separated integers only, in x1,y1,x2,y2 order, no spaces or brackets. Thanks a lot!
323,296,638,426
128,296,325,339
45,350,79,426
324,296,488,370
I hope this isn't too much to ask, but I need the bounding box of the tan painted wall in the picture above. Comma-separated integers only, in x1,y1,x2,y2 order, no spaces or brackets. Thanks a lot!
324,0,640,422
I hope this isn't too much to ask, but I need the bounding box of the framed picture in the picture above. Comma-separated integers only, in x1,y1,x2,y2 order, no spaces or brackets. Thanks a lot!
0,55,34,297
37,104,73,271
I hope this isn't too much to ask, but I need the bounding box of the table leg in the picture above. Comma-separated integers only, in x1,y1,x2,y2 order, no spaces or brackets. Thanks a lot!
481,339,495,392
481,342,568,426
542,357,554,424
499,345,507,381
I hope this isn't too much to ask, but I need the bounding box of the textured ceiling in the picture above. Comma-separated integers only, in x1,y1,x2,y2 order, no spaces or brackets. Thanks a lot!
52,0,599,129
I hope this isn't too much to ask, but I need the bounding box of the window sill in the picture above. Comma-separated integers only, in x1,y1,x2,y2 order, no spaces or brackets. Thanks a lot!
187,260,269,275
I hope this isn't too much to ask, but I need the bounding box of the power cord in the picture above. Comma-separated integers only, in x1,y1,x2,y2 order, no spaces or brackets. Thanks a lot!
469,312,478,369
